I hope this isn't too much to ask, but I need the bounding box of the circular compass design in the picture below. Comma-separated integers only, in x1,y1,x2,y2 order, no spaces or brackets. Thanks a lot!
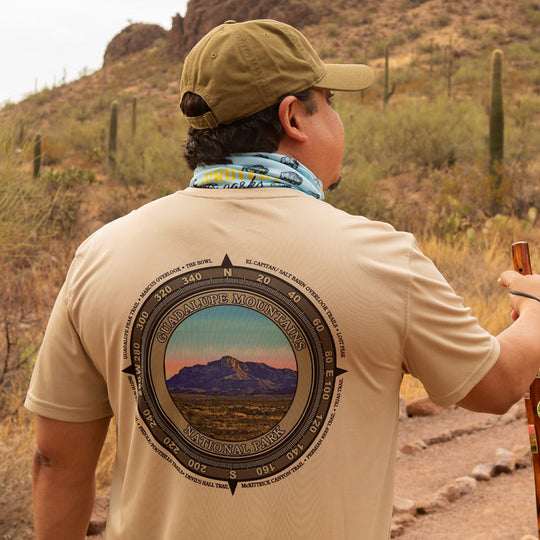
128,256,337,487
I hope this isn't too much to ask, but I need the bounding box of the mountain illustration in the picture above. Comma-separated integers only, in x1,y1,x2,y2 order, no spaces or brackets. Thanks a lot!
166,355,297,396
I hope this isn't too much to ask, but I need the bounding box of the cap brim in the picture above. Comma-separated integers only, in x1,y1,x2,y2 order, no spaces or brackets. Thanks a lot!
315,64,375,91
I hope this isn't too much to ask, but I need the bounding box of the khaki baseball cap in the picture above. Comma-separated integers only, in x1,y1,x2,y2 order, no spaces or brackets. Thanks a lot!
180,19,374,130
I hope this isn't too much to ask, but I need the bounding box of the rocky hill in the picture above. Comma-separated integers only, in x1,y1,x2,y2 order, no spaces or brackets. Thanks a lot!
164,0,327,59
98,0,538,81
101,0,328,66
103,23,167,66
166,355,297,395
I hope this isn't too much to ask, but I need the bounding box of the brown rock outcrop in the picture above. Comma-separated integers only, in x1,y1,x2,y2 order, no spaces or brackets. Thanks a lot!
104,23,167,66
165,0,327,60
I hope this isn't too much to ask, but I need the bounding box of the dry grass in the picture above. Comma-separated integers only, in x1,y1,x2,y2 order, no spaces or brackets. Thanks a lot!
401,218,540,401
0,391,35,539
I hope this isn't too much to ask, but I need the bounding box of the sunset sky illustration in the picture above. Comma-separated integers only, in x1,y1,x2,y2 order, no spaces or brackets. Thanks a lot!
164,305,297,379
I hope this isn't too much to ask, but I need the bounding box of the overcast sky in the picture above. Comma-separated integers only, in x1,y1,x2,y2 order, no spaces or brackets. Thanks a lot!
0,1,189,106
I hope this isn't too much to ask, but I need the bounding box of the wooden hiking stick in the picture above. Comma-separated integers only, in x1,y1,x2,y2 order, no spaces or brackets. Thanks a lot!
512,241,540,533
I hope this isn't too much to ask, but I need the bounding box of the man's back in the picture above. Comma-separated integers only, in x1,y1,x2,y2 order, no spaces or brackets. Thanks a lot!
26,186,498,538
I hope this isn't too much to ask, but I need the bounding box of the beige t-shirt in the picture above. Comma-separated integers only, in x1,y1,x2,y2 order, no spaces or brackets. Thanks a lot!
25,188,499,539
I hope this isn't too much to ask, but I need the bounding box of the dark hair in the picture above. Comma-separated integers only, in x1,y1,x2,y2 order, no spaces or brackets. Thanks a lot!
180,89,316,170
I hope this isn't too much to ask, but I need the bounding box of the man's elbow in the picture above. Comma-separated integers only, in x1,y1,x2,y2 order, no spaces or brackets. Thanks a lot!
32,449,53,479
478,393,521,415
457,393,518,415
457,369,524,415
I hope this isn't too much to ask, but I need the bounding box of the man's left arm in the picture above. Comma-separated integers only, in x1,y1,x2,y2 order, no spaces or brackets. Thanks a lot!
32,414,111,540
457,271,540,414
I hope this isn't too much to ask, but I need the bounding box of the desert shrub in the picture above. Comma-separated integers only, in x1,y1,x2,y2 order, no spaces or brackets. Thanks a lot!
66,120,107,167
389,33,407,48
333,88,538,231
325,23,339,37
417,40,434,54
460,22,482,40
530,10,540,28
505,42,538,62
319,45,337,58
346,97,486,173
435,12,452,27
36,167,97,238
38,105,110,169
452,57,491,87
506,26,532,40
406,24,423,40
371,40,387,59
41,166,96,189
475,8,492,20
331,97,481,227
0,124,77,413
480,27,507,48
29,87,54,106
325,155,383,217
113,105,191,196
0,124,53,261
506,95,540,164
39,136,63,166
349,10,373,25
390,65,425,88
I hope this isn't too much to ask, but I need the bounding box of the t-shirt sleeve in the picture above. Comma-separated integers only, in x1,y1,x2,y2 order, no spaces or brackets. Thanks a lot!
402,240,500,407
24,283,113,422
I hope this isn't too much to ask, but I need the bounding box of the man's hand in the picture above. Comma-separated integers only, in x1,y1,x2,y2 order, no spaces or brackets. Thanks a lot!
498,270,540,321
33,415,111,540
458,271,540,414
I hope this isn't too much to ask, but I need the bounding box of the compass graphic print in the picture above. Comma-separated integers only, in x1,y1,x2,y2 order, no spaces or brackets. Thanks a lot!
125,255,340,491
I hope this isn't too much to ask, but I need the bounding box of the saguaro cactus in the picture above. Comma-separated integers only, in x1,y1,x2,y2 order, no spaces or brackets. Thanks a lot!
429,38,434,76
446,37,454,99
108,101,118,172
17,121,25,148
33,133,42,178
131,97,137,136
383,43,395,108
489,49,504,182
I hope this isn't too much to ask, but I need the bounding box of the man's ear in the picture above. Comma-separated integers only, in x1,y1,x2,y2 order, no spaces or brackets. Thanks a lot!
278,96,309,143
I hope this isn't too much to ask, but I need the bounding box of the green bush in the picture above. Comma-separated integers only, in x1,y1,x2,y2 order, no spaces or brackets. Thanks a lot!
435,12,452,27
349,10,373,25
460,22,482,40
371,40,387,59
406,24,423,40
339,96,486,175
480,27,507,48
41,167,96,189
475,8,492,20
0,122,49,260
506,26,533,40
40,167,98,236
325,23,339,37
113,107,191,196
453,57,490,86
505,95,540,165
505,42,537,61
389,33,407,48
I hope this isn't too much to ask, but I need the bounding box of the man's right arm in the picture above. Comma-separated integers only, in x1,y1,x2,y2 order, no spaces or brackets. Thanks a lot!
33,415,111,540
457,271,540,414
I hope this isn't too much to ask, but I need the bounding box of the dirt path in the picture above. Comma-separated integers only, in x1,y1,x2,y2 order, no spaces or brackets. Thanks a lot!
395,402,537,538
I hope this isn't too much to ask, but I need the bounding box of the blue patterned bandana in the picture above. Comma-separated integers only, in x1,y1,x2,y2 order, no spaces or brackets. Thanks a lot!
190,153,325,200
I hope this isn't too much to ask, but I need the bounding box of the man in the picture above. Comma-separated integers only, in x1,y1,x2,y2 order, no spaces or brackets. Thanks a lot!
25,19,540,539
